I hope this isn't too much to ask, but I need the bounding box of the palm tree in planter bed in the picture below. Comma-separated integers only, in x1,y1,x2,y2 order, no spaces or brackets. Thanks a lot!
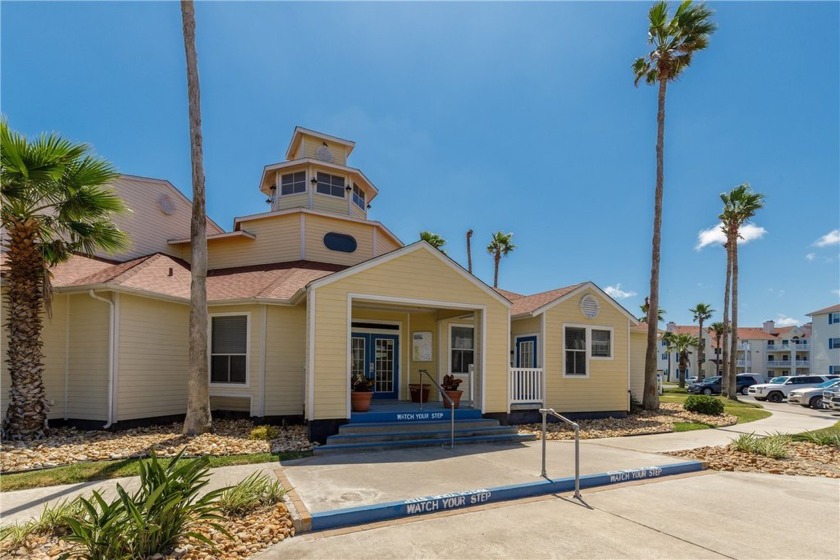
441,374,463,409
351,373,374,412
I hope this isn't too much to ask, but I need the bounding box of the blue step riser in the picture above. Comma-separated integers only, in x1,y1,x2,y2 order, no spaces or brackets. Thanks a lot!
313,434,536,455
349,409,484,424
328,427,521,444
310,461,705,531
340,419,499,434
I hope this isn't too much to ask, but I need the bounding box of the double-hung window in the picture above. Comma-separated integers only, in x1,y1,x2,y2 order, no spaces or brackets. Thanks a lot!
830,338,840,349
450,326,474,374
210,315,248,384
279,171,306,196
830,312,840,324
564,325,613,377
316,172,345,198
352,185,366,209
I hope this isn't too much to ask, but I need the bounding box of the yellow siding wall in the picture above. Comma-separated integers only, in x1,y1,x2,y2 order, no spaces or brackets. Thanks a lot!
305,214,375,266
311,247,509,419
312,193,349,216
67,295,110,421
206,215,301,269
299,138,348,166
0,292,69,421
206,304,262,415
264,305,307,417
116,295,189,421
543,288,630,413
629,331,646,401
375,231,402,256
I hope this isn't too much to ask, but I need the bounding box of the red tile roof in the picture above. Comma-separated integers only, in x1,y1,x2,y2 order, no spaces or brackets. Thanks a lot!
808,304,840,316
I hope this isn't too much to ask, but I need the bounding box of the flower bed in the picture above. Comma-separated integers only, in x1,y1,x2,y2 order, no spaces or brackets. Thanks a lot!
669,442,840,478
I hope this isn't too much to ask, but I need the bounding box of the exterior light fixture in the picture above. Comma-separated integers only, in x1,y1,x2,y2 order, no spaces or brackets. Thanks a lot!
310,178,318,185
345,185,352,192
367,204,371,209
270,185,276,191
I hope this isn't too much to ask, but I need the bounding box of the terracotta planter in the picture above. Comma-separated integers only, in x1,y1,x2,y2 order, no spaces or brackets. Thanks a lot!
351,391,373,412
409,384,431,403
442,390,463,409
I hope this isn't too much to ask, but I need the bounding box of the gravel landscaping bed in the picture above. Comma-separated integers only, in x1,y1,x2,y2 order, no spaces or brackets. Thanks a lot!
669,442,840,478
518,402,737,439
1,501,294,559
1,420,313,473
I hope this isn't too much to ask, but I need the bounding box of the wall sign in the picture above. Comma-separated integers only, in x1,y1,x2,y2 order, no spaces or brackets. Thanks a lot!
412,331,432,361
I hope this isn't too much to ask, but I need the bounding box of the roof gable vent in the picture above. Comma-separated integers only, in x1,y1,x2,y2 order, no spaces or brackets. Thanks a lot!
580,294,600,319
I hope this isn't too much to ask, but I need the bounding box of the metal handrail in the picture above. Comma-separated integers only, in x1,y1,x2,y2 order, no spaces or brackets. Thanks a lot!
418,369,455,449
539,408,581,500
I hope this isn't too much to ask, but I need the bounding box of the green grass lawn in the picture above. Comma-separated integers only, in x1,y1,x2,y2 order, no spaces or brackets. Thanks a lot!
661,390,771,424
0,451,310,493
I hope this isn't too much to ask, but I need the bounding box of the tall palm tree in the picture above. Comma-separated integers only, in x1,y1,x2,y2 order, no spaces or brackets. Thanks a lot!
720,184,764,399
466,229,473,273
181,0,212,435
1,121,127,439
690,303,714,381
709,321,726,374
639,298,667,323
663,332,698,388
486,231,515,288
419,231,446,253
633,0,716,411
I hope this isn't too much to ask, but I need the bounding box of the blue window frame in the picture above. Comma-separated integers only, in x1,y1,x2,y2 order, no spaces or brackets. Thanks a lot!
829,338,840,349
830,312,840,324
830,365,840,374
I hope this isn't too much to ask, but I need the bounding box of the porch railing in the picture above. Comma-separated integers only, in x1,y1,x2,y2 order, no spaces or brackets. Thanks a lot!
510,368,544,405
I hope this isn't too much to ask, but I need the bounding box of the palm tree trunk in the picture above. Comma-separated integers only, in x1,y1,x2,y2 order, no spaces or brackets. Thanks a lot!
2,218,50,438
493,251,500,288
181,0,212,435
697,319,705,382
643,77,668,411
721,240,732,397
728,231,739,400
466,229,473,274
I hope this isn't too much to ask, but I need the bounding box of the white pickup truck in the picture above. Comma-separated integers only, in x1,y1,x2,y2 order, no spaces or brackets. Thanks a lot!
747,375,838,403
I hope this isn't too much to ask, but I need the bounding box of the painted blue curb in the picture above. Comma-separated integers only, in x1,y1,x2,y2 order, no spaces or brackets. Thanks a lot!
309,460,704,532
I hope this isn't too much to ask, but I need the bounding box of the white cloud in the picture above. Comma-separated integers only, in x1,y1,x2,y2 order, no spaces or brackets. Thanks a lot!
696,223,767,250
604,284,636,299
814,229,840,247
774,314,801,327
832,289,840,297
805,253,816,261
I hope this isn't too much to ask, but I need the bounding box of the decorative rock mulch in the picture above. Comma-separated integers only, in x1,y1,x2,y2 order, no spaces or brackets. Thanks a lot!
517,402,737,440
668,442,840,478
1,502,295,559
1,419,313,473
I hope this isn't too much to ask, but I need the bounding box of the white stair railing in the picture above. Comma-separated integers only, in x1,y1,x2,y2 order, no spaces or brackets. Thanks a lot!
509,368,544,405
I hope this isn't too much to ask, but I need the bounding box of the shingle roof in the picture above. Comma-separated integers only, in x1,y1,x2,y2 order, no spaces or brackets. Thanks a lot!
808,303,840,316
1,251,344,303
496,283,584,317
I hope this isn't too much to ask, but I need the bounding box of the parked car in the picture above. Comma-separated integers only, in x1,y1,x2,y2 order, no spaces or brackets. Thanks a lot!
686,376,698,385
788,379,840,409
748,375,838,403
739,373,766,385
687,374,758,396
826,387,840,411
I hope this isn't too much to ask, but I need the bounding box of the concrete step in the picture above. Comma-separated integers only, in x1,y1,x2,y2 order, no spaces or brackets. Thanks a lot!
338,418,502,435
327,425,521,444
313,433,536,455
348,408,483,423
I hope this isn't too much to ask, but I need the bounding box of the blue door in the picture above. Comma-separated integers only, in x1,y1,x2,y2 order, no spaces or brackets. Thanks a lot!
351,333,399,399
516,336,538,368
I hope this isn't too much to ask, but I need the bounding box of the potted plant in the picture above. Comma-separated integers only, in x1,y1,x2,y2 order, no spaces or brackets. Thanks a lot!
441,374,463,409
351,373,374,412
409,383,431,403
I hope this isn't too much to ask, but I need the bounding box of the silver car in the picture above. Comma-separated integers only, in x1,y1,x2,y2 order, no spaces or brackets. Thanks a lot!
788,379,840,409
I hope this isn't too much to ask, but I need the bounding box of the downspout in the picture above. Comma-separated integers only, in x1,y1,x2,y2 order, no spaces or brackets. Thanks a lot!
64,295,70,420
89,290,116,428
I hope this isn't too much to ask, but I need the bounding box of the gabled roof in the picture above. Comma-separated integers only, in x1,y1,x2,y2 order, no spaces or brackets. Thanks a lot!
500,282,639,323
285,127,355,161
808,303,840,316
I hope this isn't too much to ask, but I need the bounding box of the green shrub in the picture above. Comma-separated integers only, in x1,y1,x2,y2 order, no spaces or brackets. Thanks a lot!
218,472,286,515
794,430,840,447
732,433,791,459
60,449,228,559
683,395,724,416
249,425,280,441
0,498,83,549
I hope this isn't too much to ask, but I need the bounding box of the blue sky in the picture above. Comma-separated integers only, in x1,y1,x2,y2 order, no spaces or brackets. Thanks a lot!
2,1,838,328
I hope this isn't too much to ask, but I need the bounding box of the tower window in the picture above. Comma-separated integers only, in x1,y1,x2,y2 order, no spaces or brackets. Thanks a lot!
280,171,306,195
352,185,366,209
316,172,345,198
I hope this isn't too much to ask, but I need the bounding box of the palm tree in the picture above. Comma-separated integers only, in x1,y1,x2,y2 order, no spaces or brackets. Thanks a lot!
466,229,473,273
486,232,515,288
633,0,716,411
639,298,667,323
663,332,698,388
419,231,446,253
181,0,212,435
720,184,764,399
709,321,726,374
690,303,714,381
1,121,127,438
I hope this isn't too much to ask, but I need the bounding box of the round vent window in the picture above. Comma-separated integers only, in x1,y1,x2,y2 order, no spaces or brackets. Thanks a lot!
157,194,176,215
580,294,600,319
323,232,357,253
